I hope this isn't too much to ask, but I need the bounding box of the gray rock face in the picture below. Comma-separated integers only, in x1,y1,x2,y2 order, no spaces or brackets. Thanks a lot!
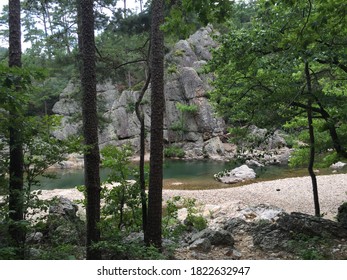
276,212,347,239
236,204,284,222
214,165,256,184
52,27,228,160
189,238,212,252
185,222,236,254
221,205,347,253
190,228,234,246
203,137,225,159
46,196,85,246
51,26,291,163
247,210,347,251
26,232,44,244
49,196,78,219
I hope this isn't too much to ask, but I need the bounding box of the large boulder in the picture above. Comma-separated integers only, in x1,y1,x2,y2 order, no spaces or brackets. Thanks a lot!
190,228,234,246
330,161,347,170
189,238,212,253
214,165,256,184
46,196,85,246
49,196,78,219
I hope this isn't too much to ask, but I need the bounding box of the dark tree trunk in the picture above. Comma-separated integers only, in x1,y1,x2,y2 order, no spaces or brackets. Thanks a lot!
8,0,25,252
290,101,347,158
314,103,347,159
307,102,320,217
145,0,165,248
305,62,320,217
135,72,151,233
78,0,101,260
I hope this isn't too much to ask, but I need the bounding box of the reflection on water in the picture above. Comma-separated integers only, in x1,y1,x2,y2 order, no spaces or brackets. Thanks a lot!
36,159,347,190
38,160,230,190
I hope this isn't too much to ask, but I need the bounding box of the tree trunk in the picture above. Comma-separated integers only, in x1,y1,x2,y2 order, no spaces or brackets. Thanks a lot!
78,0,101,260
123,0,127,18
135,72,151,233
139,0,143,12
145,0,164,248
305,62,320,217
8,0,25,253
307,102,320,216
315,103,347,159
290,100,347,158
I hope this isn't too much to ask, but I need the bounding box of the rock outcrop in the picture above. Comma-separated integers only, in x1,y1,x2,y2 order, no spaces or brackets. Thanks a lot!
52,26,229,161
52,26,290,164
177,204,347,259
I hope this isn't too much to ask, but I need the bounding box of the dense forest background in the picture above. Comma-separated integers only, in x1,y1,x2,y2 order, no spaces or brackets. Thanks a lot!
0,0,346,260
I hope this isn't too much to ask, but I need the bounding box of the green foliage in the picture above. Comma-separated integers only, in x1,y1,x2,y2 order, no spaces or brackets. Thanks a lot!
0,107,82,260
0,65,43,114
288,147,310,168
170,121,185,133
93,235,165,260
164,145,185,158
173,49,185,57
126,100,136,113
20,115,82,218
0,63,80,215
288,233,331,260
0,214,17,259
183,197,207,231
176,103,198,114
99,145,143,231
167,63,178,74
163,196,207,239
163,0,234,39
285,117,343,168
0,246,17,260
228,126,263,149
95,30,149,85
0,141,8,195
170,102,199,141
30,244,82,260
76,144,172,259
208,0,347,160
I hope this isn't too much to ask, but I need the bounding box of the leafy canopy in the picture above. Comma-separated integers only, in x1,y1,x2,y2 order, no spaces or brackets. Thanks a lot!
207,0,347,157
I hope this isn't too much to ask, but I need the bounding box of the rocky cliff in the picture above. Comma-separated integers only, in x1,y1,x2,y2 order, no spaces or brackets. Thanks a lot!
52,26,231,160
52,26,290,163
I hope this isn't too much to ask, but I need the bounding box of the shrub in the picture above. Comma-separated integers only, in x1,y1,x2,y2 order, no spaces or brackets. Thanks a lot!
164,146,185,158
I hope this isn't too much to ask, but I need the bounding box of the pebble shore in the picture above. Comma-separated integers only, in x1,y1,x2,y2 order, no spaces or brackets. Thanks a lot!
40,173,347,220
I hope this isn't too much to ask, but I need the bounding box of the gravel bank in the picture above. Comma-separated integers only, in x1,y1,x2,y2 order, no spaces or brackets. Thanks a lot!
40,173,347,220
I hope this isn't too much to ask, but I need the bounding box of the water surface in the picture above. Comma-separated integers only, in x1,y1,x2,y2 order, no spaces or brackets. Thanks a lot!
37,159,346,190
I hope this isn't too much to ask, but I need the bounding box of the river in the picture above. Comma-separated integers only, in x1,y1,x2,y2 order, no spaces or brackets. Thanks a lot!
36,159,346,190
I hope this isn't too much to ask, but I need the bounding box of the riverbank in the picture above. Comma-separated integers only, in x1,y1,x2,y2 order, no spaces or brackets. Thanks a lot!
40,173,347,220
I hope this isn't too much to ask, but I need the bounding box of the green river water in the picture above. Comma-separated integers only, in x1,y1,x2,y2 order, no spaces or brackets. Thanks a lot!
37,159,347,190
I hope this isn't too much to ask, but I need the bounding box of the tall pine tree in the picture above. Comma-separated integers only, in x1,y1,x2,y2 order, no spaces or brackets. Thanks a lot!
78,0,101,259
8,0,25,253
145,0,164,248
